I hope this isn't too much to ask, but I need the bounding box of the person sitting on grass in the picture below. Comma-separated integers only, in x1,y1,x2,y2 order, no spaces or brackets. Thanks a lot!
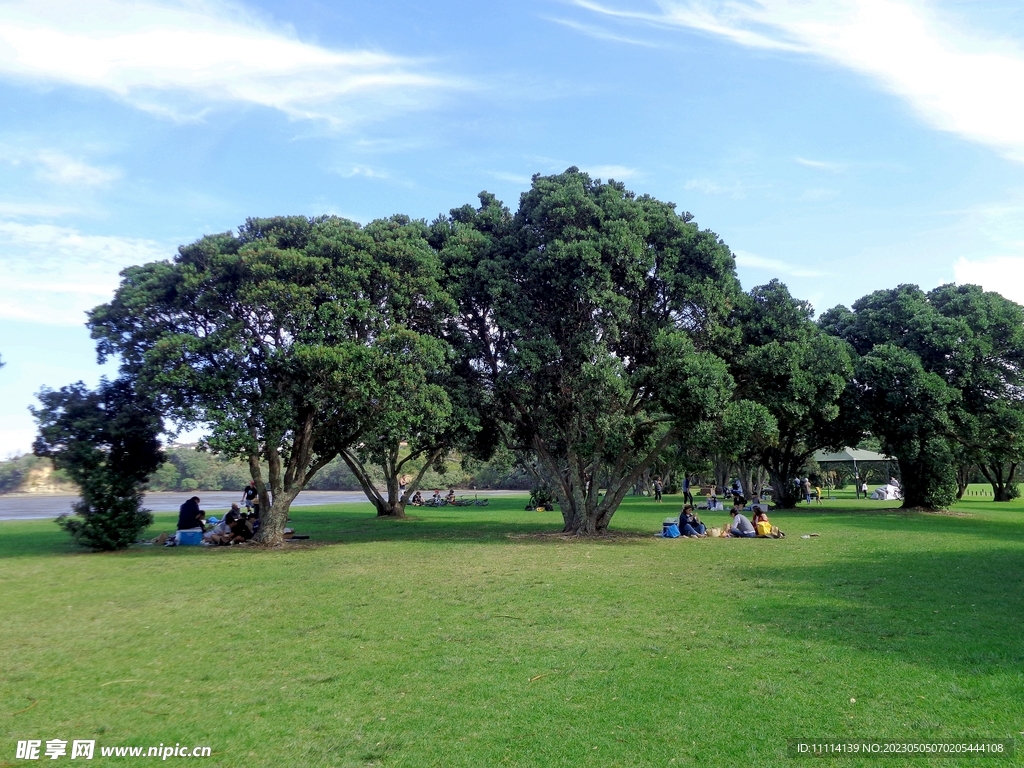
446,488,457,505
411,490,424,506
205,510,238,545
728,507,757,538
229,513,253,544
679,505,706,538
431,489,441,506
177,496,204,531
751,507,769,527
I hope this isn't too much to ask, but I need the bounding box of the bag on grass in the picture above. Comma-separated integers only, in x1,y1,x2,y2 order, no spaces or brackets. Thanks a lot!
662,523,681,538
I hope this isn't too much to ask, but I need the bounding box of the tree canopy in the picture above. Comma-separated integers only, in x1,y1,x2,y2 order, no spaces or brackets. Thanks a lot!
89,214,457,542
821,283,1024,507
435,169,739,533
729,280,855,508
33,378,164,550
36,171,1024,549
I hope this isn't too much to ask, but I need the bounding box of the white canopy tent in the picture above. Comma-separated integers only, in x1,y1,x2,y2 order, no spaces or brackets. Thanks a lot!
813,447,896,499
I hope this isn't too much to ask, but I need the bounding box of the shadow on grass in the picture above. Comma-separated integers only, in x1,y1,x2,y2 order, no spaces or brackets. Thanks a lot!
0,504,573,559
739,547,1024,677
3,498,1017,559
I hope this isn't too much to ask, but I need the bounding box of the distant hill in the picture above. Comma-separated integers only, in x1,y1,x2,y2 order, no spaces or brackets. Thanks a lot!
0,455,77,495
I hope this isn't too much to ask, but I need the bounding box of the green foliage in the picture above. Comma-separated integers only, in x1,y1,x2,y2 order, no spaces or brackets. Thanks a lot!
32,378,163,550
144,446,253,492
437,169,740,533
731,280,855,508
821,283,1024,508
89,214,457,540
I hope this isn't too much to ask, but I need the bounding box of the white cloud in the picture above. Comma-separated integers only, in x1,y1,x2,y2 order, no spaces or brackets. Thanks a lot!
685,177,746,198
338,165,390,179
734,249,828,278
954,256,1024,306
0,202,80,218
0,221,170,325
586,164,640,180
0,147,120,187
33,151,120,186
545,16,662,47
575,0,1024,161
0,148,118,188
794,157,845,173
0,0,461,125
489,171,533,185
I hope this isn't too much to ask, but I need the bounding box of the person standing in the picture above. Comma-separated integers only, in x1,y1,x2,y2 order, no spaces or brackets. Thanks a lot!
653,477,663,503
682,476,694,506
242,481,258,513
802,477,812,504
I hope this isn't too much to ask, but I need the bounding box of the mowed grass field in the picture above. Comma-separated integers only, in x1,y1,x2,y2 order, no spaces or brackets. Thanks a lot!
2,487,1023,767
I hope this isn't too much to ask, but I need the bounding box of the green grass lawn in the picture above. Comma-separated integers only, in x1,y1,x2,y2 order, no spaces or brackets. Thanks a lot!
2,487,1023,767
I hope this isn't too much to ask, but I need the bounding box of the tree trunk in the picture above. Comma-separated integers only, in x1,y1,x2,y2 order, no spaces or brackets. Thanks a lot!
712,459,731,496
736,460,757,503
534,430,676,536
340,444,447,519
979,461,1019,502
255,489,300,545
955,463,972,500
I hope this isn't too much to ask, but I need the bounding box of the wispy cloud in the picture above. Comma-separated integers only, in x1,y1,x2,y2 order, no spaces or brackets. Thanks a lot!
574,0,1024,161
586,164,640,180
734,249,828,278
794,157,845,173
0,221,169,325
337,165,390,179
0,0,463,125
545,16,662,47
684,177,746,198
0,202,80,218
489,171,533,186
0,147,120,187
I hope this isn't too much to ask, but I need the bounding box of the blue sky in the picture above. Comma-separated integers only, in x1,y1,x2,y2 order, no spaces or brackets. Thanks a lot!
2,0,1024,455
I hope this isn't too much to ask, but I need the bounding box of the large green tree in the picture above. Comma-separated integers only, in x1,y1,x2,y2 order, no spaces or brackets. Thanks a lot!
434,169,738,534
821,283,1024,506
928,284,1024,500
729,280,855,508
90,215,453,543
33,378,164,550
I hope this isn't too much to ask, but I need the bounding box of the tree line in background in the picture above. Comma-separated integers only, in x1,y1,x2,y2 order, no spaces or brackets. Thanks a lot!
31,168,1024,549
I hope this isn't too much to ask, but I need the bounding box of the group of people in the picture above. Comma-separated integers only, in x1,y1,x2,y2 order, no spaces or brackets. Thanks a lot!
409,489,456,506
170,482,265,547
665,499,783,539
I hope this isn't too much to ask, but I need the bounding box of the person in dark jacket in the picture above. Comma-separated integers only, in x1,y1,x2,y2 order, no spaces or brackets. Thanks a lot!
177,497,203,530
679,505,706,537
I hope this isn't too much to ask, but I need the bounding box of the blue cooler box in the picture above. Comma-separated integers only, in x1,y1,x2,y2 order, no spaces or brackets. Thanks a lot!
178,530,203,546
